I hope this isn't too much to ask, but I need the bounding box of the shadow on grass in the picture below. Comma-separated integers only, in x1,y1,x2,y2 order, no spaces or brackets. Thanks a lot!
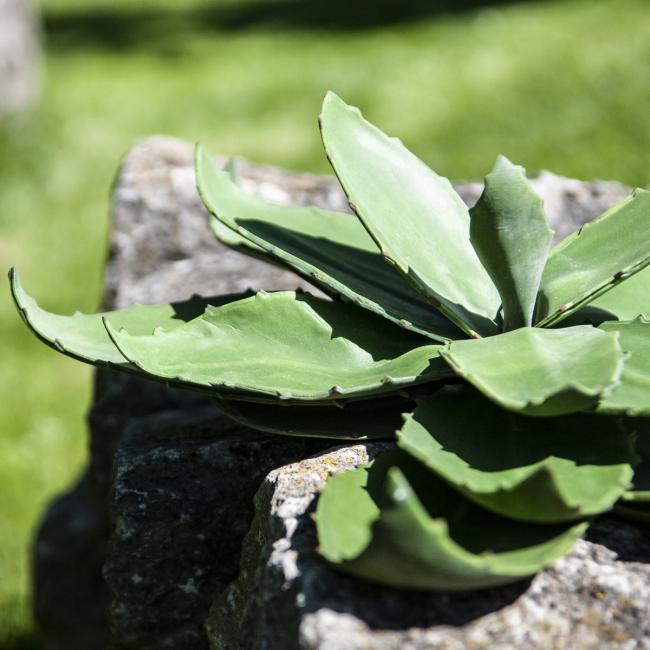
43,0,538,51
0,632,42,650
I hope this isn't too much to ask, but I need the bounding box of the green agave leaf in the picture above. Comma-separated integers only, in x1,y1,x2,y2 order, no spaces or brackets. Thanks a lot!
470,156,553,331
210,214,271,261
196,145,461,342
9,267,243,367
441,326,624,416
319,92,500,339
316,450,587,590
208,158,295,266
598,318,650,416
536,189,650,327
397,390,634,523
578,267,650,324
216,395,410,439
106,291,451,403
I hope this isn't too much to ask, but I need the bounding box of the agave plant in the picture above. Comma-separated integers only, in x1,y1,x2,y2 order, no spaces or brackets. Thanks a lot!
11,92,650,591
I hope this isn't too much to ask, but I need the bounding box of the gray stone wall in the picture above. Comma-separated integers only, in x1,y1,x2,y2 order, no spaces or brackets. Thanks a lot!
32,136,646,649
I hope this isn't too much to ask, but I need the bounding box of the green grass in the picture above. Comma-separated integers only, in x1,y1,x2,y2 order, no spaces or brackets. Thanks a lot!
1,0,650,644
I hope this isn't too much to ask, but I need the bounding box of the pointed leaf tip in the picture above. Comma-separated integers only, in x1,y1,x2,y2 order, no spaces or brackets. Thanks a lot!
470,155,552,330
319,93,501,338
196,143,461,342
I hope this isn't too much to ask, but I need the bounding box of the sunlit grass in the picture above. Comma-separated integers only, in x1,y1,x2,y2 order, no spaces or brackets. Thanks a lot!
1,0,649,643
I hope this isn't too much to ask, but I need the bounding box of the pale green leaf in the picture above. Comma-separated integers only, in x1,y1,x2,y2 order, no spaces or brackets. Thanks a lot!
397,390,633,523
577,267,650,324
536,189,650,326
319,92,500,338
470,156,553,330
9,267,242,366
441,326,624,416
196,145,461,342
598,318,650,416
316,450,587,590
106,291,451,403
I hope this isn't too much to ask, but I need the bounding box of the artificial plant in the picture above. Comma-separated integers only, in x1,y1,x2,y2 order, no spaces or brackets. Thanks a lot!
11,92,650,590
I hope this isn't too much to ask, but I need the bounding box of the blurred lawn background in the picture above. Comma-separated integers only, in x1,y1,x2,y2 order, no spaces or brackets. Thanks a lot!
1,0,649,645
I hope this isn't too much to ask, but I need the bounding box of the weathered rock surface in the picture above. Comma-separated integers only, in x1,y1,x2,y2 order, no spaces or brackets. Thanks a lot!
0,0,40,115
34,135,341,650
208,444,650,650
32,135,643,650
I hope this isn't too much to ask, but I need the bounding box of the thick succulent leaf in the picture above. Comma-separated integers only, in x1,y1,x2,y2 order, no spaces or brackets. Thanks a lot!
316,450,587,590
441,326,624,416
319,92,500,338
573,267,650,324
535,189,650,327
106,291,451,403
216,395,410,439
598,318,650,416
470,156,553,330
397,390,634,523
196,145,461,342
210,215,272,260
9,267,243,366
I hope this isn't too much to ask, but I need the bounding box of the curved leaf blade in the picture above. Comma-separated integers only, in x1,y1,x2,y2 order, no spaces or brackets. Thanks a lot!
107,291,451,402
397,390,634,523
576,266,650,324
316,450,587,590
598,318,650,416
9,267,242,367
196,145,461,342
319,92,500,338
536,189,650,326
441,326,624,416
470,156,553,330
216,395,410,439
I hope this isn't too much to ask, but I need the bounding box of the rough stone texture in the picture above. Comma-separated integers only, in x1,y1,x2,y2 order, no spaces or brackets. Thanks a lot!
0,0,40,115
208,444,650,650
33,136,343,650
32,135,641,650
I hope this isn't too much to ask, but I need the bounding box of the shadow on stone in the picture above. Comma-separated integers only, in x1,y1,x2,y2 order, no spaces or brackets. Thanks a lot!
586,517,650,564
296,496,532,631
